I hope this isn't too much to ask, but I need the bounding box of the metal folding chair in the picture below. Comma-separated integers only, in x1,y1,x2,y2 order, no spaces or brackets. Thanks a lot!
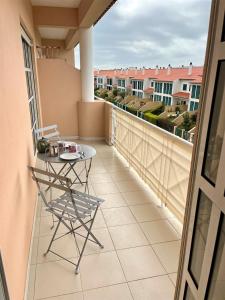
29,166,104,274
35,124,60,141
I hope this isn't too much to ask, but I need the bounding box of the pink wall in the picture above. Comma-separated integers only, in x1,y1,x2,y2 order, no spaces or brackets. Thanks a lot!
0,0,39,299
78,101,106,138
37,59,81,137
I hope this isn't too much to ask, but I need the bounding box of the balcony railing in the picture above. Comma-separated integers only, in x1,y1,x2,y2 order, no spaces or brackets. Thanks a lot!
110,104,193,221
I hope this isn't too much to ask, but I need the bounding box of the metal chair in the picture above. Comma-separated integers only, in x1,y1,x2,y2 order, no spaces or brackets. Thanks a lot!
29,166,104,274
35,124,60,141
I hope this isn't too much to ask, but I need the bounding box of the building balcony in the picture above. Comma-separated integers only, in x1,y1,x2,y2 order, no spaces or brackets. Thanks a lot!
0,1,194,299
27,138,183,300
24,101,193,299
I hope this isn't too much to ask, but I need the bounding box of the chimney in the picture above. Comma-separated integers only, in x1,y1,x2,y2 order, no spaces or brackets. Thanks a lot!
188,62,193,75
126,68,128,75
120,68,123,74
155,65,159,75
142,67,145,75
114,69,117,75
97,69,100,74
135,67,137,75
167,64,171,75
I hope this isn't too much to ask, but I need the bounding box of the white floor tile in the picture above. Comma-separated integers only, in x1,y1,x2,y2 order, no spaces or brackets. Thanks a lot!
80,251,125,290
129,275,175,300
117,246,166,281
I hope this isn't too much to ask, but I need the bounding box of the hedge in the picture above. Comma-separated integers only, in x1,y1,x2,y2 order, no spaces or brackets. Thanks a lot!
157,118,174,133
144,112,159,125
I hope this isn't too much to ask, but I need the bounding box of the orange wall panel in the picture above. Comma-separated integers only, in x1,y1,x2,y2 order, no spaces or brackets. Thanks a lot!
37,59,81,137
0,0,39,299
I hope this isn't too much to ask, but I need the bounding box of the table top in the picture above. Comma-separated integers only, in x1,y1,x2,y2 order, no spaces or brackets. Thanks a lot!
37,144,96,163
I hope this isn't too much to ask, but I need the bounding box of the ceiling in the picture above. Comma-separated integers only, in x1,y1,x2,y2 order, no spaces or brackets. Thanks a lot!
31,0,81,8
38,27,69,39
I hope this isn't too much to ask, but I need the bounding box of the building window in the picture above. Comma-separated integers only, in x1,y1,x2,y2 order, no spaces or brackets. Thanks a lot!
118,79,126,88
132,80,143,90
183,83,187,91
163,96,172,106
151,81,154,87
154,94,162,101
21,30,39,153
155,82,163,93
107,78,112,85
189,101,199,111
163,82,173,94
191,85,201,99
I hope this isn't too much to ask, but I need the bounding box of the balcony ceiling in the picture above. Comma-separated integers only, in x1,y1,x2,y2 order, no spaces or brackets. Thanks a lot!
31,0,81,8
38,27,69,39
33,0,116,47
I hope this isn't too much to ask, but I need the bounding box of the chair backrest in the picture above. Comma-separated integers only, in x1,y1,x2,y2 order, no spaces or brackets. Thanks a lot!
35,124,60,140
28,166,72,207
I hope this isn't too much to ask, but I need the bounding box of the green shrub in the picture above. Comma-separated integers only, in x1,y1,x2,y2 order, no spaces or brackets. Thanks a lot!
151,105,164,115
183,113,191,131
112,88,118,96
144,112,159,125
118,91,126,98
157,118,174,132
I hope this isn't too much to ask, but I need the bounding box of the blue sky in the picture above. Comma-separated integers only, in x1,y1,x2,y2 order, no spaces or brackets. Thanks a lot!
75,0,211,69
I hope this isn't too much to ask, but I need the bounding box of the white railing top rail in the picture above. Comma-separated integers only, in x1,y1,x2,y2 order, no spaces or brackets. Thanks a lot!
97,96,193,147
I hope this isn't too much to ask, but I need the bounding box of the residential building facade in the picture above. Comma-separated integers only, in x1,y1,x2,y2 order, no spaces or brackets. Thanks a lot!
94,64,203,111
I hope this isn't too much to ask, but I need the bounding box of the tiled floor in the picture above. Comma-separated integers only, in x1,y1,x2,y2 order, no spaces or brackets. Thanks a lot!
27,140,183,300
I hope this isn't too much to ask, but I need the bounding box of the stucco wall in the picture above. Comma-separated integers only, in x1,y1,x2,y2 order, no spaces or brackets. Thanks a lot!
37,59,81,137
0,0,39,299
78,101,105,138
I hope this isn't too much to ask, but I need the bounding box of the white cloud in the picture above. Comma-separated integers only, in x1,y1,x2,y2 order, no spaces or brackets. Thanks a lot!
93,0,211,68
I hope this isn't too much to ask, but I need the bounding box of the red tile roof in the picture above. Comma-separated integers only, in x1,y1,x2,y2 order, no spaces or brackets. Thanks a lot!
172,92,190,98
144,87,154,93
94,66,203,83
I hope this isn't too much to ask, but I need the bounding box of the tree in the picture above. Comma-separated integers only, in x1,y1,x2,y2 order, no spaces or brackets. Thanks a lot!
183,113,191,131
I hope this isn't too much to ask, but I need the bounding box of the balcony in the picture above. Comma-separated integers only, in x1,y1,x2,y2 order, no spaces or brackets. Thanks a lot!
25,101,193,299
0,1,195,299
27,137,183,299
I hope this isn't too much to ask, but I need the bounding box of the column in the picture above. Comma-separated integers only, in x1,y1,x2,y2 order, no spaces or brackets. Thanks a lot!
79,26,94,102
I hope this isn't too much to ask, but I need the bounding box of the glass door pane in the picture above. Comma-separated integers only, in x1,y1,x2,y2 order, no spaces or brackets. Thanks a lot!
206,214,225,300
202,60,225,185
188,191,212,287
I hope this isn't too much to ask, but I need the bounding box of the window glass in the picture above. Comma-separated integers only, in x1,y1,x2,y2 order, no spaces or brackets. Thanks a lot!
202,60,225,185
191,85,196,98
188,191,212,287
206,214,225,300
183,84,187,91
21,35,39,153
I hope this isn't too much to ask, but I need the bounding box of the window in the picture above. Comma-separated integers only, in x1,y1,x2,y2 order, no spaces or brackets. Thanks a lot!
163,96,172,106
21,30,39,153
191,85,201,99
154,94,162,101
189,101,199,111
202,60,225,186
118,79,125,88
151,81,154,87
206,214,225,300
132,80,143,91
188,191,212,287
107,78,112,85
163,82,173,94
155,82,163,93
183,83,188,91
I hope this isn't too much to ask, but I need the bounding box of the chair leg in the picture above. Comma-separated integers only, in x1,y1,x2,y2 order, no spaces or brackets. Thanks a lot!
44,217,62,256
75,207,102,274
